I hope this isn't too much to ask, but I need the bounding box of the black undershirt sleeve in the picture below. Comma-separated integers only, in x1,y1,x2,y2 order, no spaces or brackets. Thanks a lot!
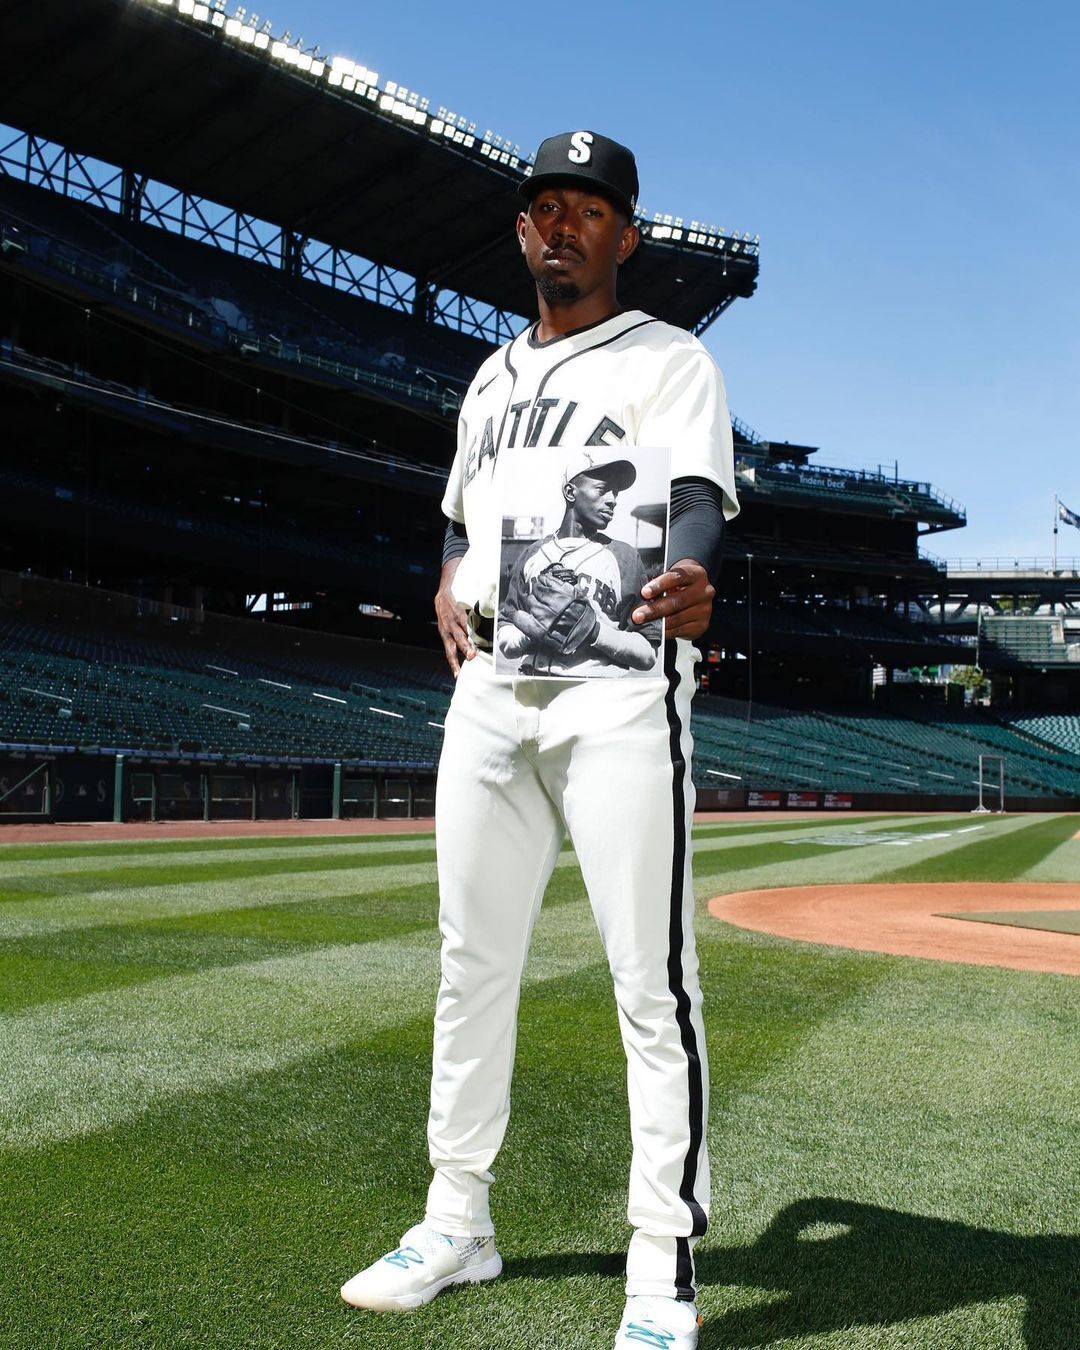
441,476,727,577
667,476,727,581
441,518,469,566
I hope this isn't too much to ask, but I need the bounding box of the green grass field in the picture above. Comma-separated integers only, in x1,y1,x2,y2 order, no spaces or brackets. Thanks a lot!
1,813,1078,1349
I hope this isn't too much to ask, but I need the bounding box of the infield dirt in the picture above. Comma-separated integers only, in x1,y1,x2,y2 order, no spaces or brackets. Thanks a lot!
710,882,1080,976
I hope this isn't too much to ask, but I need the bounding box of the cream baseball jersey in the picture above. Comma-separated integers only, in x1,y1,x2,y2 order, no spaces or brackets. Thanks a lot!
442,310,740,618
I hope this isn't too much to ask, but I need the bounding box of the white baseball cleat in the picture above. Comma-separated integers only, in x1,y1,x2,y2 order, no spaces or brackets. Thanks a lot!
339,1222,502,1312
614,1295,702,1348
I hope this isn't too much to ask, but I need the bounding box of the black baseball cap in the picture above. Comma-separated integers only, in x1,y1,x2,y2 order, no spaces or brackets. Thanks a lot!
520,131,639,218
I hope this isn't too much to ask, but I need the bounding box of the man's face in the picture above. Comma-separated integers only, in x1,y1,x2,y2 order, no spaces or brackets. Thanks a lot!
566,473,618,532
517,185,638,305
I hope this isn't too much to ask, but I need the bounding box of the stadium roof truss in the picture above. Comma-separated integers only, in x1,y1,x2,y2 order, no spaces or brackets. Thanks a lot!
0,0,759,341
0,125,520,346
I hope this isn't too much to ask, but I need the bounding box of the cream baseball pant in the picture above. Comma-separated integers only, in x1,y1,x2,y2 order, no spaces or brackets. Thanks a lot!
424,640,709,1301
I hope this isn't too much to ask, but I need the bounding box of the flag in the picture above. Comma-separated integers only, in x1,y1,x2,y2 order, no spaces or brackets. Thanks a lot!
1059,500,1080,530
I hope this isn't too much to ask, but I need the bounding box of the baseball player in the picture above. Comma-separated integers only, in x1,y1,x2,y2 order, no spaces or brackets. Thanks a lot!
498,449,662,676
341,130,739,1350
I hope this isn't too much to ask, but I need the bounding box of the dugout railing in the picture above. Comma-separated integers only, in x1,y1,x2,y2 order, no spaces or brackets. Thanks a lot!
0,757,53,822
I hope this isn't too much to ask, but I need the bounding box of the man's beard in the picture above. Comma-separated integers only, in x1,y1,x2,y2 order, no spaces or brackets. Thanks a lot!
536,275,581,304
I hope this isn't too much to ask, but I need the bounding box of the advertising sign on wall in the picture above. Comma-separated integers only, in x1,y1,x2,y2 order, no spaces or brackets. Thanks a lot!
787,792,820,808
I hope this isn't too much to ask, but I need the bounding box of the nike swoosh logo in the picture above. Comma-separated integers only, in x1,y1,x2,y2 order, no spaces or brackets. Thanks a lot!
477,375,498,396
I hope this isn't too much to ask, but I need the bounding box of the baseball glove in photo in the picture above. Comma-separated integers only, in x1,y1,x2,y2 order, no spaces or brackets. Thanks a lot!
524,563,600,655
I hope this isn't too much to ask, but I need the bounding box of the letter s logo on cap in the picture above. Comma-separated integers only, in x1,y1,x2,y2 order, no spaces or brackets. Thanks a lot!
568,131,593,164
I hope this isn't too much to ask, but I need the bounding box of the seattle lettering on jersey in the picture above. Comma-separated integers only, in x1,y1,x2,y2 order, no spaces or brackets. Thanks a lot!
463,397,627,489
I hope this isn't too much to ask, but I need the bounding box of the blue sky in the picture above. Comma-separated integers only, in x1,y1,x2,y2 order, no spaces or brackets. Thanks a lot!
286,0,1078,562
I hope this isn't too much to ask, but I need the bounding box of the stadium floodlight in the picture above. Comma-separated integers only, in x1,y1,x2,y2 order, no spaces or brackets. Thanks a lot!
193,3,210,18
211,10,225,25
179,0,195,12
386,80,398,95
254,30,268,48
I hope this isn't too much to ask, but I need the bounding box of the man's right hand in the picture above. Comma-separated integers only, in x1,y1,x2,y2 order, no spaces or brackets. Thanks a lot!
434,558,476,678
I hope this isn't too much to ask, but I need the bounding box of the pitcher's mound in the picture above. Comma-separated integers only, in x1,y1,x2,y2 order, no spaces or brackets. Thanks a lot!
708,883,1080,976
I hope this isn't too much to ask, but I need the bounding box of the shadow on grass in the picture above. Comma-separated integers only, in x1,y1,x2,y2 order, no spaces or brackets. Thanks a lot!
502,1197,1079,1348
697,1197,1078,1348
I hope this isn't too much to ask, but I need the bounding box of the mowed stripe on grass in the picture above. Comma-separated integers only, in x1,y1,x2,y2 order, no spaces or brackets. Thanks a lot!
693,814,1039,898
0,831,437,863
873,813,1080,882
0,896,607,1150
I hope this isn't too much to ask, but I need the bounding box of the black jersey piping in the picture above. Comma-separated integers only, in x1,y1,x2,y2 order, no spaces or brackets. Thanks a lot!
662,639,708,1285
493,336,522,453
533,318,660,403
526,308,627,348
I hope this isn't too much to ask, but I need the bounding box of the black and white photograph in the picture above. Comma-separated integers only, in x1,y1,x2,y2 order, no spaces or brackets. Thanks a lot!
495,445,672,679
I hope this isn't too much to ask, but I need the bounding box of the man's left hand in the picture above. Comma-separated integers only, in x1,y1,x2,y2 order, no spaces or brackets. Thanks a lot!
631,558,715,640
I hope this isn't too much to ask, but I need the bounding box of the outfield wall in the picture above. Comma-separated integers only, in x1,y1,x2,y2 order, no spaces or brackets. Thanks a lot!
4,750,1077,824
693,787,1080,814
0,751,436,823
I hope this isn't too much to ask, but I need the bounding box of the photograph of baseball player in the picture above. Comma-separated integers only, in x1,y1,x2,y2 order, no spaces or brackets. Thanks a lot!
495,444,671,678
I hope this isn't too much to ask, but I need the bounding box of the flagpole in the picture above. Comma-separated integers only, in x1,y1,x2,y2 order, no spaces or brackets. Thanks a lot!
1052,494,1058,571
